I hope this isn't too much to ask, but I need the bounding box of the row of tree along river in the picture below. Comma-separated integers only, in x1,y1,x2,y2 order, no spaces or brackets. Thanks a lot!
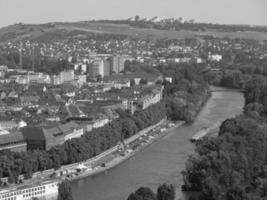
70,87,244,200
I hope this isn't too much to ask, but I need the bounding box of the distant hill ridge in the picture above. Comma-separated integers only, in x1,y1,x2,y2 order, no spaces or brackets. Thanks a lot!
0,19,267,43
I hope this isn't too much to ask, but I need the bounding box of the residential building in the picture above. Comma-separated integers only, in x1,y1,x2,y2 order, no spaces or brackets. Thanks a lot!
59,70,75,83
0,71,5,78
208,54,222,62
0,121,18,130
89,59,104,78
110,55,125,74
15,73,51,85
165,77,173,83
137,87,163,110
104,58,111,76
91,117,109,129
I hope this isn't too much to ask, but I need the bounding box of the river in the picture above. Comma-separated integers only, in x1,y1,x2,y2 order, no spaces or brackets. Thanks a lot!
71,88,244,200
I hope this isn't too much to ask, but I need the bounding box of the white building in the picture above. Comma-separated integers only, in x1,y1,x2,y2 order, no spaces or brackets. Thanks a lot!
0,180,59,200
165,77,173,83
15,73,51,85
60,70,75,83
77,75,87,84
64,127,84,141
92,118,110,129
138,87,163,110
52,75,61,85
208,54,222,62
81,64,87,73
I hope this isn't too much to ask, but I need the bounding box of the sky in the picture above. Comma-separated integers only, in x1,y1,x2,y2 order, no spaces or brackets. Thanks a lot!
0,0,266,28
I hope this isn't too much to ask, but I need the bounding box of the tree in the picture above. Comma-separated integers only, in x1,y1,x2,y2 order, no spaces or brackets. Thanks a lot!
139,78,148,85
128,187,157,200
57,180,73,200
128,193,143,200
134,15,140,21
96,74,103,82
156,80,163,85
157,184,175,200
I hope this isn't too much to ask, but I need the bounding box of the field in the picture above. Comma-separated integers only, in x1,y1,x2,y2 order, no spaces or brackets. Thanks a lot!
57,22,267,41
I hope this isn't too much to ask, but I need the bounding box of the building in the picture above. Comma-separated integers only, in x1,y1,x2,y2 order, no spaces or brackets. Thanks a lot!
0,71,5,78
22,122,84,150
56,121,84,141
0,121,18,130
164,77,173,83
0,65,8,71
0,180,59,200
0,66,7,78
81,64,87,73
104,59,111,76
52,70,75,85
110,55,125,74
59,70,75,83
0,131,27,152
89,59,104,78
137,87,163,110
15,73,51,85
52,75,61,85
21,126,46,150
20,95,40,106
208,54,222,62
76,75,87,84
91,117,110,129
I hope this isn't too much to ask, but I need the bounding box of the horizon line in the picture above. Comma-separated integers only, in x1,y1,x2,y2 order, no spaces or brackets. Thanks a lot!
1,17,267,29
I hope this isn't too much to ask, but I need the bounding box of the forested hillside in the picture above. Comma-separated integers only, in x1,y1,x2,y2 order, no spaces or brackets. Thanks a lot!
182,74,267,200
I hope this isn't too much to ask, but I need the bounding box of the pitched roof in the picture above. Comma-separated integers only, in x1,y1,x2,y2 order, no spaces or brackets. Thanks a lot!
0,132,25,145
43,121,80,138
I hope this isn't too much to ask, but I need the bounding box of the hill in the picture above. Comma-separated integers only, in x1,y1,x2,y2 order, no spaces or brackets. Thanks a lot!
0,21,267,43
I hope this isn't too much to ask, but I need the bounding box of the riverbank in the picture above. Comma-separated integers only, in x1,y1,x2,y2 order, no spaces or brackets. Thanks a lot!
0,118,180,200
64,120,185,181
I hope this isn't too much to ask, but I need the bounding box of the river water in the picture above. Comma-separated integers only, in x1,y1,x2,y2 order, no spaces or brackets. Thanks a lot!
71,88,244,200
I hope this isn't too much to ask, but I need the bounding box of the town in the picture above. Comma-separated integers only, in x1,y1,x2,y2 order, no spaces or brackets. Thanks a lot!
0,13,267,200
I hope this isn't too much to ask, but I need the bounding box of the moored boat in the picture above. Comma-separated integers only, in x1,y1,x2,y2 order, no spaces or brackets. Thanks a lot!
190,127,211,142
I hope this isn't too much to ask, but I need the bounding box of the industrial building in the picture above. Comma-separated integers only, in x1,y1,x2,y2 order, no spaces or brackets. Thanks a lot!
0,131,27,152
21,121,84,151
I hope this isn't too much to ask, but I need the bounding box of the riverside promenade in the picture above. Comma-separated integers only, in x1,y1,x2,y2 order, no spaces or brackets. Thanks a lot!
22,118,169,184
